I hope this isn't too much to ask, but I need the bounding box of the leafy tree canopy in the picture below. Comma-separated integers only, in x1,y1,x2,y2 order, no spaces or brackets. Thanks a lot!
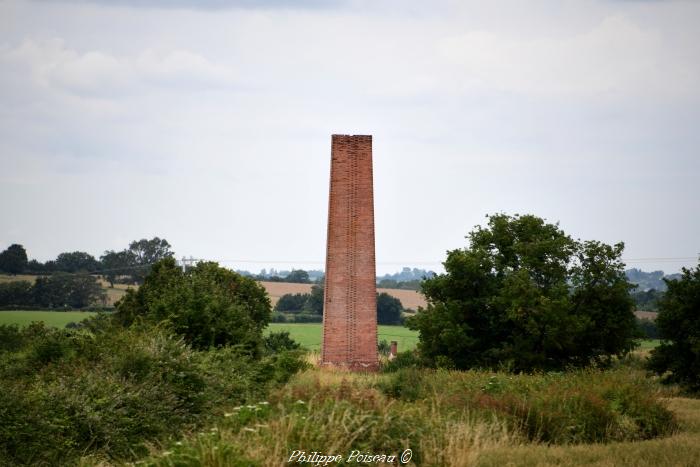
55,251,100,273
407,213,638,372
285,269,311,283
115,258,271,353
377,292,403,325
0,244,28,274
647,261,700,392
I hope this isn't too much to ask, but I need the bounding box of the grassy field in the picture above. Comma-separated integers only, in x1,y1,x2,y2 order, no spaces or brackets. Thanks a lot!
0,310,98,327
267,322,419,351
0,313,659,355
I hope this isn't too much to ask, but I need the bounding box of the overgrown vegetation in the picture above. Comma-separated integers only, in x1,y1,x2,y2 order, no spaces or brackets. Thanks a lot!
0,322,307,466
115,258,271,352
136,364,678,466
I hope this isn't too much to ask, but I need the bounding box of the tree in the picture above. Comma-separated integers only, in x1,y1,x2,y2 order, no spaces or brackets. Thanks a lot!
647,262,700,392
305,284,324,315
285,269,311,283
55,251,100,273
32,274,106,308
275,293,309,312
630,288,663,311
407,213,638,371
127,237,174,283
115,258,271,353
0,244,28,274
0,281,33,307
377,292,403,324
100,250,136,287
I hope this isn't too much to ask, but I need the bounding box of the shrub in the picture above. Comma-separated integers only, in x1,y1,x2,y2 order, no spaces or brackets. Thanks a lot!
264,331,301,354
0,322,307,466
382,350,426,372
115,258,271,352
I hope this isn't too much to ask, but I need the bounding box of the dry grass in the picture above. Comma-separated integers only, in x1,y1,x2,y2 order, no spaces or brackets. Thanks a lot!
477,397,700,467
1,274,426,309
260,281,426,309
635,310,658,320
0,274,38,283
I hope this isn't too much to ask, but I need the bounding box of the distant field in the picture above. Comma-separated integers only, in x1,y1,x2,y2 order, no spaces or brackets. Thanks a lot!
0,311,98,327
260,281,426,309
639,339,660,350
267,323,419,351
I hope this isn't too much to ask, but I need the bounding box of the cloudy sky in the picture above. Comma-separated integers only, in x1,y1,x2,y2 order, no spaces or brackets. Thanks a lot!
1,0,698,274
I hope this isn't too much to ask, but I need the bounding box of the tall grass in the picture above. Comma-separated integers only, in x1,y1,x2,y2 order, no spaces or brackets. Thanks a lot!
140,364,677,466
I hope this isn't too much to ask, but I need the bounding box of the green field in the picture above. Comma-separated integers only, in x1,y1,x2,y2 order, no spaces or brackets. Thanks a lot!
0,311,98,328
267,322,419,351
0,313,659,354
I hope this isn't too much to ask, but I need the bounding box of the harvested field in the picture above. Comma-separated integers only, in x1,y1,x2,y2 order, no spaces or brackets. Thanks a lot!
259,281,426,309
635,310,658,320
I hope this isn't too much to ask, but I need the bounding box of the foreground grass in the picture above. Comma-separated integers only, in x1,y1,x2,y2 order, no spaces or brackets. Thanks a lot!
133,364,684,467
477,398,700,467
266,323,419,351
0,310,97,327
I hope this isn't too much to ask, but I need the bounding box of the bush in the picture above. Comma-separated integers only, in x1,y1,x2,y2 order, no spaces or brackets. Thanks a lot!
0,322,307,465
264,331,301,354
382,350,426,372
647,261,700,392
408,213,639,372
115,258,271,353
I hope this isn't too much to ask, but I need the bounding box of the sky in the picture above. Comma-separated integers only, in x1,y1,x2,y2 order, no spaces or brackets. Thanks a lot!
1,0,699,275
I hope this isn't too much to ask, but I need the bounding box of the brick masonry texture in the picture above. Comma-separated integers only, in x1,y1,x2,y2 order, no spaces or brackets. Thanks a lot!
321,134,379,371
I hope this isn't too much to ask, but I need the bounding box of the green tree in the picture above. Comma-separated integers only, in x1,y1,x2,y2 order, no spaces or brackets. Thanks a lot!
647,261,700,392
377,292,403,324
285,269,311,283
128,237,174,283
305,284,324,314
100,250,136,287
55,251,100,273
115,258,271,353
275,293,309,312
32,273,106,308
407,213,638,371
0,281,33,307
0,244,28,274
630,288,663,311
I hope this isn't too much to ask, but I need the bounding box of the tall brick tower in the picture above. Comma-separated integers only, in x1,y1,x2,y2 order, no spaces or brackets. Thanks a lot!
321,134,378,371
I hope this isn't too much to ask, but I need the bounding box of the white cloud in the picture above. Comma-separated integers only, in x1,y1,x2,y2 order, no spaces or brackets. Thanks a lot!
438,15,697,99
0,39,236,97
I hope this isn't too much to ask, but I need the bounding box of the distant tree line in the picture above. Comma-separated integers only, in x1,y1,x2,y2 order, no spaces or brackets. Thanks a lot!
630,288,664,312
0,274,105,309
625,268,682,292
0,237,173,286
273,285,403,325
